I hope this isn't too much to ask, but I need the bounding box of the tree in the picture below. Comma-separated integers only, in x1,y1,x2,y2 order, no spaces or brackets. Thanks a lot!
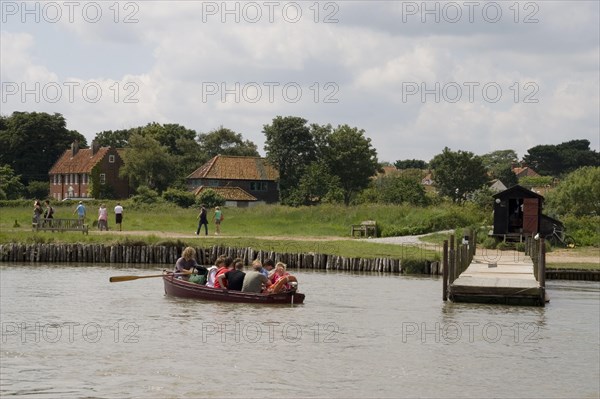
119,133,177,193
0,112,87,184
523,139,599,176
495,165,519,187
377,175,429,206
26,181,50,200
480,150,518,174
394,159,428,170
263,116,316,204
198,126,259,159
286,162,343,206
93,129,131,147
430,147,488,202
324,125,379,205
545,166,600,217
0,164,25,199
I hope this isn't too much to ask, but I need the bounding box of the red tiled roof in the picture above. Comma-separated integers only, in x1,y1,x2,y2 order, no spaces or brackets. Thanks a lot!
512,166,540,178
192,186,257,201
49,147,110,174
187,155,278,181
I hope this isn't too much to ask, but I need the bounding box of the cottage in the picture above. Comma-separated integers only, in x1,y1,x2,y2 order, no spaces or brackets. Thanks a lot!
187,155,279,205
48,141,130,200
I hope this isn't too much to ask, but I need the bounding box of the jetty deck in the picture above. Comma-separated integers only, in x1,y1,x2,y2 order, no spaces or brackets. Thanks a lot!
449,254,544,306
443,234,547,307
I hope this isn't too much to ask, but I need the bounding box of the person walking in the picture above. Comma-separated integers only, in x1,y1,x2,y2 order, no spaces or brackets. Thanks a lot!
114,203,124,231
98,204,109,231
196,204,208,236
212,206,223,235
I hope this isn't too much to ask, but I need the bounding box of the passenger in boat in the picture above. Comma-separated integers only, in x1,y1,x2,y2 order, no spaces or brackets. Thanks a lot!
220,259,246,291
213,256,233,289
263,259,276,278
270,262,290,285
241,260,272,293
174,247,201,281
206,256,223,287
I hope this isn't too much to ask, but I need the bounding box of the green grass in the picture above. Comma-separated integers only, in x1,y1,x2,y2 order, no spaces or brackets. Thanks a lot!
547,263,600,271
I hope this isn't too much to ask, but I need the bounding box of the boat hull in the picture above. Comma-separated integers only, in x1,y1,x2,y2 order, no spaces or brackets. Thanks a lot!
163,275,305,304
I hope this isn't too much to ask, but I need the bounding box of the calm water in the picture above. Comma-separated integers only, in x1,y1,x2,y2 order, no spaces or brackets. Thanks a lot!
0,263,598,398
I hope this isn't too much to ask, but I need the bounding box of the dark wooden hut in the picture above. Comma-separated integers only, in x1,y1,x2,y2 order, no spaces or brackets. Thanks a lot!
491,185,562,240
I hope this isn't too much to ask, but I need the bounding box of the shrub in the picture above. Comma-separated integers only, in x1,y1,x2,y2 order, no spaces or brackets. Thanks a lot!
131,186,161,204
482,237,498,249
162,188,196,208
515,242,526,252
26,181,50,200
195,189,225,208
496,241,512,251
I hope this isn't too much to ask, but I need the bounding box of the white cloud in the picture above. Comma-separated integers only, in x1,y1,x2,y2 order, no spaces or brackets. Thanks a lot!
1,1,598,162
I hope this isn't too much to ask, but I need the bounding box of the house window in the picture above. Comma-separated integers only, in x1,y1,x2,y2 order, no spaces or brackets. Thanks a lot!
74,174,78,184
58,175,62,184
250,181,268,191
82,174,87,184
99,173,106,185
109,155,115,163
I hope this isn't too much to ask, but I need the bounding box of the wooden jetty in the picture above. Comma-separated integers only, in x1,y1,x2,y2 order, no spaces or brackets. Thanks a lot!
443,233,547,306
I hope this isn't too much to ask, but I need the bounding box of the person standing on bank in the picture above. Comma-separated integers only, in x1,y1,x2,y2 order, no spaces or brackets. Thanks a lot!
73,201,86,225
212,206,223,235
196,204,208,236
98,204,109,231
114,203,123,231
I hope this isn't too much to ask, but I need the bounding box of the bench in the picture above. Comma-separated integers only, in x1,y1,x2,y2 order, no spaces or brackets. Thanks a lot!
351,220,377,238
33,218,89,235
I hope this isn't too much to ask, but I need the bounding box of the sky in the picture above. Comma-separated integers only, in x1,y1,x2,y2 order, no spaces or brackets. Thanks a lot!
1,0,599,163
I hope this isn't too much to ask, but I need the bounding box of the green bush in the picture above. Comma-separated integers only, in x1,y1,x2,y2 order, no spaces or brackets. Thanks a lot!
131,186,162,204
162,188,196,208
515,242,526,252
563,215,600,247
195,189,225,208
482,237,498,249
496,241,512,251
25,181,50,200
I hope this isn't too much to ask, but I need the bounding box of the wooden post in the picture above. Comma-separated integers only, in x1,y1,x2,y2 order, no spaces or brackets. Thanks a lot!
443,240,448,301
538,237,546,305
449,235,455,284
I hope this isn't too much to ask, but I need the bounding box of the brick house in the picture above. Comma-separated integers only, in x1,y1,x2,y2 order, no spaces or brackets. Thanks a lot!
48,141,130,200
187,155,279,205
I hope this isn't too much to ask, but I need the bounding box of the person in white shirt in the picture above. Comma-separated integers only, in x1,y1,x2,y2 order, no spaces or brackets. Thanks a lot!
114,203,124,231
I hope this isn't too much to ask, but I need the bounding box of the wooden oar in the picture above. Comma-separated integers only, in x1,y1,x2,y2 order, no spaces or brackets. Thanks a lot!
109,272,182,283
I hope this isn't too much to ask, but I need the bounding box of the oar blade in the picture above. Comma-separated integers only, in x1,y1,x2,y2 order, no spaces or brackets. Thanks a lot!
109,275,142,283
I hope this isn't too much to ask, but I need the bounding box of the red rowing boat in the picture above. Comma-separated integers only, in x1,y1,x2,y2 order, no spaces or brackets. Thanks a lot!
162,273,306,304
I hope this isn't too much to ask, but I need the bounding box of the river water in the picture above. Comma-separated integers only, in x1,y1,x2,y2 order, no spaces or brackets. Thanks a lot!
0,263,598,398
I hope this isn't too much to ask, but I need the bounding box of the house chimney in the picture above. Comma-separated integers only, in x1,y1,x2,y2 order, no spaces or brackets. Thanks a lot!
71,140,79,156
92,140,100,155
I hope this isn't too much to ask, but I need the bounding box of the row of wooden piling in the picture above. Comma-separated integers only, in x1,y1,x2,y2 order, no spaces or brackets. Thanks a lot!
0,243,435,274
0,243,595,279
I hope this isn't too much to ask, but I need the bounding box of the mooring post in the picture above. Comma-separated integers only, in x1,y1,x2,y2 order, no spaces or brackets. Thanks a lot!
443,240,449,301
449,234,455,284
539,237,546,305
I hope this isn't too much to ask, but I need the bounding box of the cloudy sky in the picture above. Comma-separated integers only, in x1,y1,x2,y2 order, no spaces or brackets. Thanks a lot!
1,0,598,163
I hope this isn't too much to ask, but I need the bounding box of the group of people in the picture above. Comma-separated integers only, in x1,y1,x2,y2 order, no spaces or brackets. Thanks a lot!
71,201,124,231
32,200,124,231
32,200,54,225
195,205,223,236
174,247,296,294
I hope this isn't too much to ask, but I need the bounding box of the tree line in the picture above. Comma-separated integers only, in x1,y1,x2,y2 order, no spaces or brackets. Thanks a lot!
1,111,598,215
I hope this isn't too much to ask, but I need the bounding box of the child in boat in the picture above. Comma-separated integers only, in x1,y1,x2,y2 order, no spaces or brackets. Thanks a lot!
214,256,233,289
270,262,291,289
205,256,223,288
